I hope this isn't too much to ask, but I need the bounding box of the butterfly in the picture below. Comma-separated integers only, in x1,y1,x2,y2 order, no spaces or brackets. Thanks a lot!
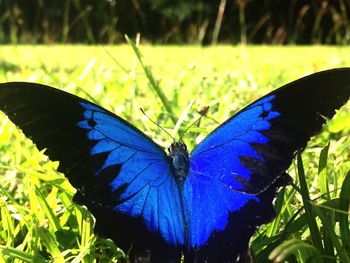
0,68,350,263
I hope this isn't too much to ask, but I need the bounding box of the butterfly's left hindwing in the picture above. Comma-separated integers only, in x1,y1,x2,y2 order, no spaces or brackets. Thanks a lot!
0,83,183,261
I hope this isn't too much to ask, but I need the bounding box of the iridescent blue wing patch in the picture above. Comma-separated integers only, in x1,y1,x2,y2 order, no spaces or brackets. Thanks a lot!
76,102,185,246
183,94,282,260
190,94,281,194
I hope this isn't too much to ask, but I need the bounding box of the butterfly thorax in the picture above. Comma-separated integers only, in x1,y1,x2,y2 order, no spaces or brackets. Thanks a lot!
168,142,189,184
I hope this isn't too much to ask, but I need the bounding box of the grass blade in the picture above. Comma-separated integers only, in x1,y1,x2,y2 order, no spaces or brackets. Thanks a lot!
125,35,177,125
35,226,64,263
268,239,322,263
339,169,350,255
0,245,45,263
297,154,324,253
34,186,61,232
314,205,350,262
318,143,330,200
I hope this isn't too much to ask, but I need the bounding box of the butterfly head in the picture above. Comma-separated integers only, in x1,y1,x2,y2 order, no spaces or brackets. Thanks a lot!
168,142,189,182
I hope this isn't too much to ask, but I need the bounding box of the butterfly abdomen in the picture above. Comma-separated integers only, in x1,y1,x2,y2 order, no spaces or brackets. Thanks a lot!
168,142,194,254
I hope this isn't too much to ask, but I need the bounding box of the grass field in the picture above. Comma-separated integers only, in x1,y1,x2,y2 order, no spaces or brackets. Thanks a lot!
0,44,350,262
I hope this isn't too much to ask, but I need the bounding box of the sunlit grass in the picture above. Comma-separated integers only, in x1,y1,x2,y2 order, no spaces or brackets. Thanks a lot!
0,44,350,262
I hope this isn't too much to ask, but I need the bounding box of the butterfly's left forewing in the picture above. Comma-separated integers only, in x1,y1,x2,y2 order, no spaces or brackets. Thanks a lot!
185,68,350,261
0,83,184,259
190,69,350,195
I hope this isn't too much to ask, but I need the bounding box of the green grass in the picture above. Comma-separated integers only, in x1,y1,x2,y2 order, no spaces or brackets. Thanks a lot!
0,44,350,262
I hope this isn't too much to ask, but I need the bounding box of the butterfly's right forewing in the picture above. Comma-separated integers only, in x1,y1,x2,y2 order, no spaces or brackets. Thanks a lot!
0,82,184,261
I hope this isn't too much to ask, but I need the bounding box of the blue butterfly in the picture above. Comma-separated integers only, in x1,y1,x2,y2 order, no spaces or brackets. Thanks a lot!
1,68,350,263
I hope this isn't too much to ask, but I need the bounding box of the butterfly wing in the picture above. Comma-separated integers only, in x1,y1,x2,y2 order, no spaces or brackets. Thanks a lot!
0,83,184,261
184,68,350,261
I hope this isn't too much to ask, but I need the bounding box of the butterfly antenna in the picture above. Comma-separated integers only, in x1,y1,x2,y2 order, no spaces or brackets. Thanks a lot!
140,108,175,142
178,106,209,142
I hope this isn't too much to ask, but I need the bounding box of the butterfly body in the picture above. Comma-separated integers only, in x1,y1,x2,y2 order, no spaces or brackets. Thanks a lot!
169,142,189,184
1,68,350,262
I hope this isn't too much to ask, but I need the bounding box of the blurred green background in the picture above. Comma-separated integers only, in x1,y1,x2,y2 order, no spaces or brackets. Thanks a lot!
0,0,349,45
